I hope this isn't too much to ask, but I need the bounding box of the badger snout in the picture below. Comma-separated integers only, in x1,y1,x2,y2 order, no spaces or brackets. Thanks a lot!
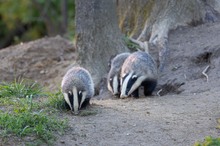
120,93,128,99
72,110,79,115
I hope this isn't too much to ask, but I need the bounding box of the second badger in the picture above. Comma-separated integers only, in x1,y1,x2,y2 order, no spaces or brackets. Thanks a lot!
61,67,94,114
107,52,130,96
120,51,158,98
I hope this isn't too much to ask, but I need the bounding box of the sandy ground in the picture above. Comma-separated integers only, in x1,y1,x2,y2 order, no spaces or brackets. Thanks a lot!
56,90,220,146
1,22,220,146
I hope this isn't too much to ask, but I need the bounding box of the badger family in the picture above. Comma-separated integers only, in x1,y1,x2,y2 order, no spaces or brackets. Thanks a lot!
61,51,157,115
61,67,94,114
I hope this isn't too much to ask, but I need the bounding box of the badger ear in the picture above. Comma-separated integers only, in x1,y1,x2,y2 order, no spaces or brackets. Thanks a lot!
122,73,126,78
132,74,137,79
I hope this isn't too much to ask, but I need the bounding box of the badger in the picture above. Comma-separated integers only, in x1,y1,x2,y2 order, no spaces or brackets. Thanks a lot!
120,51,158,98
107,52,130,96
61,67,94,114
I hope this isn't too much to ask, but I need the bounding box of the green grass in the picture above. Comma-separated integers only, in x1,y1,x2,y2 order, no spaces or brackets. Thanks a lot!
194,136,220,146
45,90,67,111
0,79,69,145
0,79,42,98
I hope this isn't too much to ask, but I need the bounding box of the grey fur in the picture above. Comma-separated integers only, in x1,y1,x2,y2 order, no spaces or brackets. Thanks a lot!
61,67,94,112
107,52,130,95
120,51,158,98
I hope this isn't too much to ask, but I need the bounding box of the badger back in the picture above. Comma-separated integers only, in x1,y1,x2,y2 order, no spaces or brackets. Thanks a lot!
107,52,130,95
121,51,157,80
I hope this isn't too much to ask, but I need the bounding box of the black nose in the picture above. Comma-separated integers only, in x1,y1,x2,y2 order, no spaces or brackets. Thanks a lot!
113,93,120,97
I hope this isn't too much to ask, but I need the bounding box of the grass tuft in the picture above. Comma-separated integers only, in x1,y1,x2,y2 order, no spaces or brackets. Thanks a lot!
124,36,140,51
45,90,67,111
0,79,42,98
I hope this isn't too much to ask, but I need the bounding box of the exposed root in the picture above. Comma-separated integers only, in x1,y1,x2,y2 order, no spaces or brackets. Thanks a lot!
157,89,163,96
202,65,210,82
129,38,149,53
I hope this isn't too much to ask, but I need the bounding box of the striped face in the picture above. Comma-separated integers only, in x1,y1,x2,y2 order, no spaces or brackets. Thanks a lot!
120,72,146,98
63,86,87,114
107,75,120,95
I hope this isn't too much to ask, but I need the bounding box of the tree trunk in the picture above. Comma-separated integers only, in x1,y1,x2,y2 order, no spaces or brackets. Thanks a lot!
61,0,68,35
75,0,129,88
117,0,220,73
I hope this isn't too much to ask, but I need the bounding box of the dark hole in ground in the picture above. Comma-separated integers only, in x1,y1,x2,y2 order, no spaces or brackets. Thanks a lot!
192,51,212,65
157,79,185,96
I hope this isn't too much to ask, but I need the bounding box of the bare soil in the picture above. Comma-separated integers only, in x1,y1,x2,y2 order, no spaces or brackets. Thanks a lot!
1,22,220,146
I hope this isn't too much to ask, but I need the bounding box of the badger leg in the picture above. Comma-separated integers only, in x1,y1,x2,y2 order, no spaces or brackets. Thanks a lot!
131,88,139,98
142,80,157,96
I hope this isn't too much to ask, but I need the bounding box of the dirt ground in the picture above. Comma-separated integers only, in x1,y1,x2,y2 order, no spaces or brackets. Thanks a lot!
1,22,220,146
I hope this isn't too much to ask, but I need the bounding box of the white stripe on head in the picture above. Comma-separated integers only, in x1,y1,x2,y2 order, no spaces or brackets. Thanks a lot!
128,75,147,96
72,86,79,114
113,75,119,95
79,91,87,108
107,78,113,93
63,92,72,110
120,72,133,98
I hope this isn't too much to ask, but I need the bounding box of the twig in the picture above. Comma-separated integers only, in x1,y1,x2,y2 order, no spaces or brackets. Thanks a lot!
202,65,210,82
157,89,163,96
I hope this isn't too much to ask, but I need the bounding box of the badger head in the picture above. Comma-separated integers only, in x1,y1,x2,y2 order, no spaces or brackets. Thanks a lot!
107,74,120,96
63,86,87,115
120,72,146,98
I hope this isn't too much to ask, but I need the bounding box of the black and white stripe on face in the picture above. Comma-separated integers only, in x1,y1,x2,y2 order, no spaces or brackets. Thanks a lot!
63,86,87,115
120,72,146,98
63,91,73,110
108,75,120,95
73,87,87,114
120,72,135,98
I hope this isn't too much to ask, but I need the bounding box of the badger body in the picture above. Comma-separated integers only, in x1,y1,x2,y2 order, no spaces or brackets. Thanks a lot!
107,52,130,96
61,67,94,114
120,51,157,98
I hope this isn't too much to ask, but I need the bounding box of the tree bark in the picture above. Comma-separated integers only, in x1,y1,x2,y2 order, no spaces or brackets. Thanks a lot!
75,0,129,88
61,0,68,35
117,0,220,73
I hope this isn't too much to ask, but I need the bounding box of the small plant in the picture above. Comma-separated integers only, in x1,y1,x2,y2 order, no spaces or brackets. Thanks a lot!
0,79,42,98
194,136,220,146
124,36,140,51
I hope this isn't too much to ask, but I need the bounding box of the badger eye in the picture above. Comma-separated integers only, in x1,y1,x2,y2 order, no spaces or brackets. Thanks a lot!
109,78,112,81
